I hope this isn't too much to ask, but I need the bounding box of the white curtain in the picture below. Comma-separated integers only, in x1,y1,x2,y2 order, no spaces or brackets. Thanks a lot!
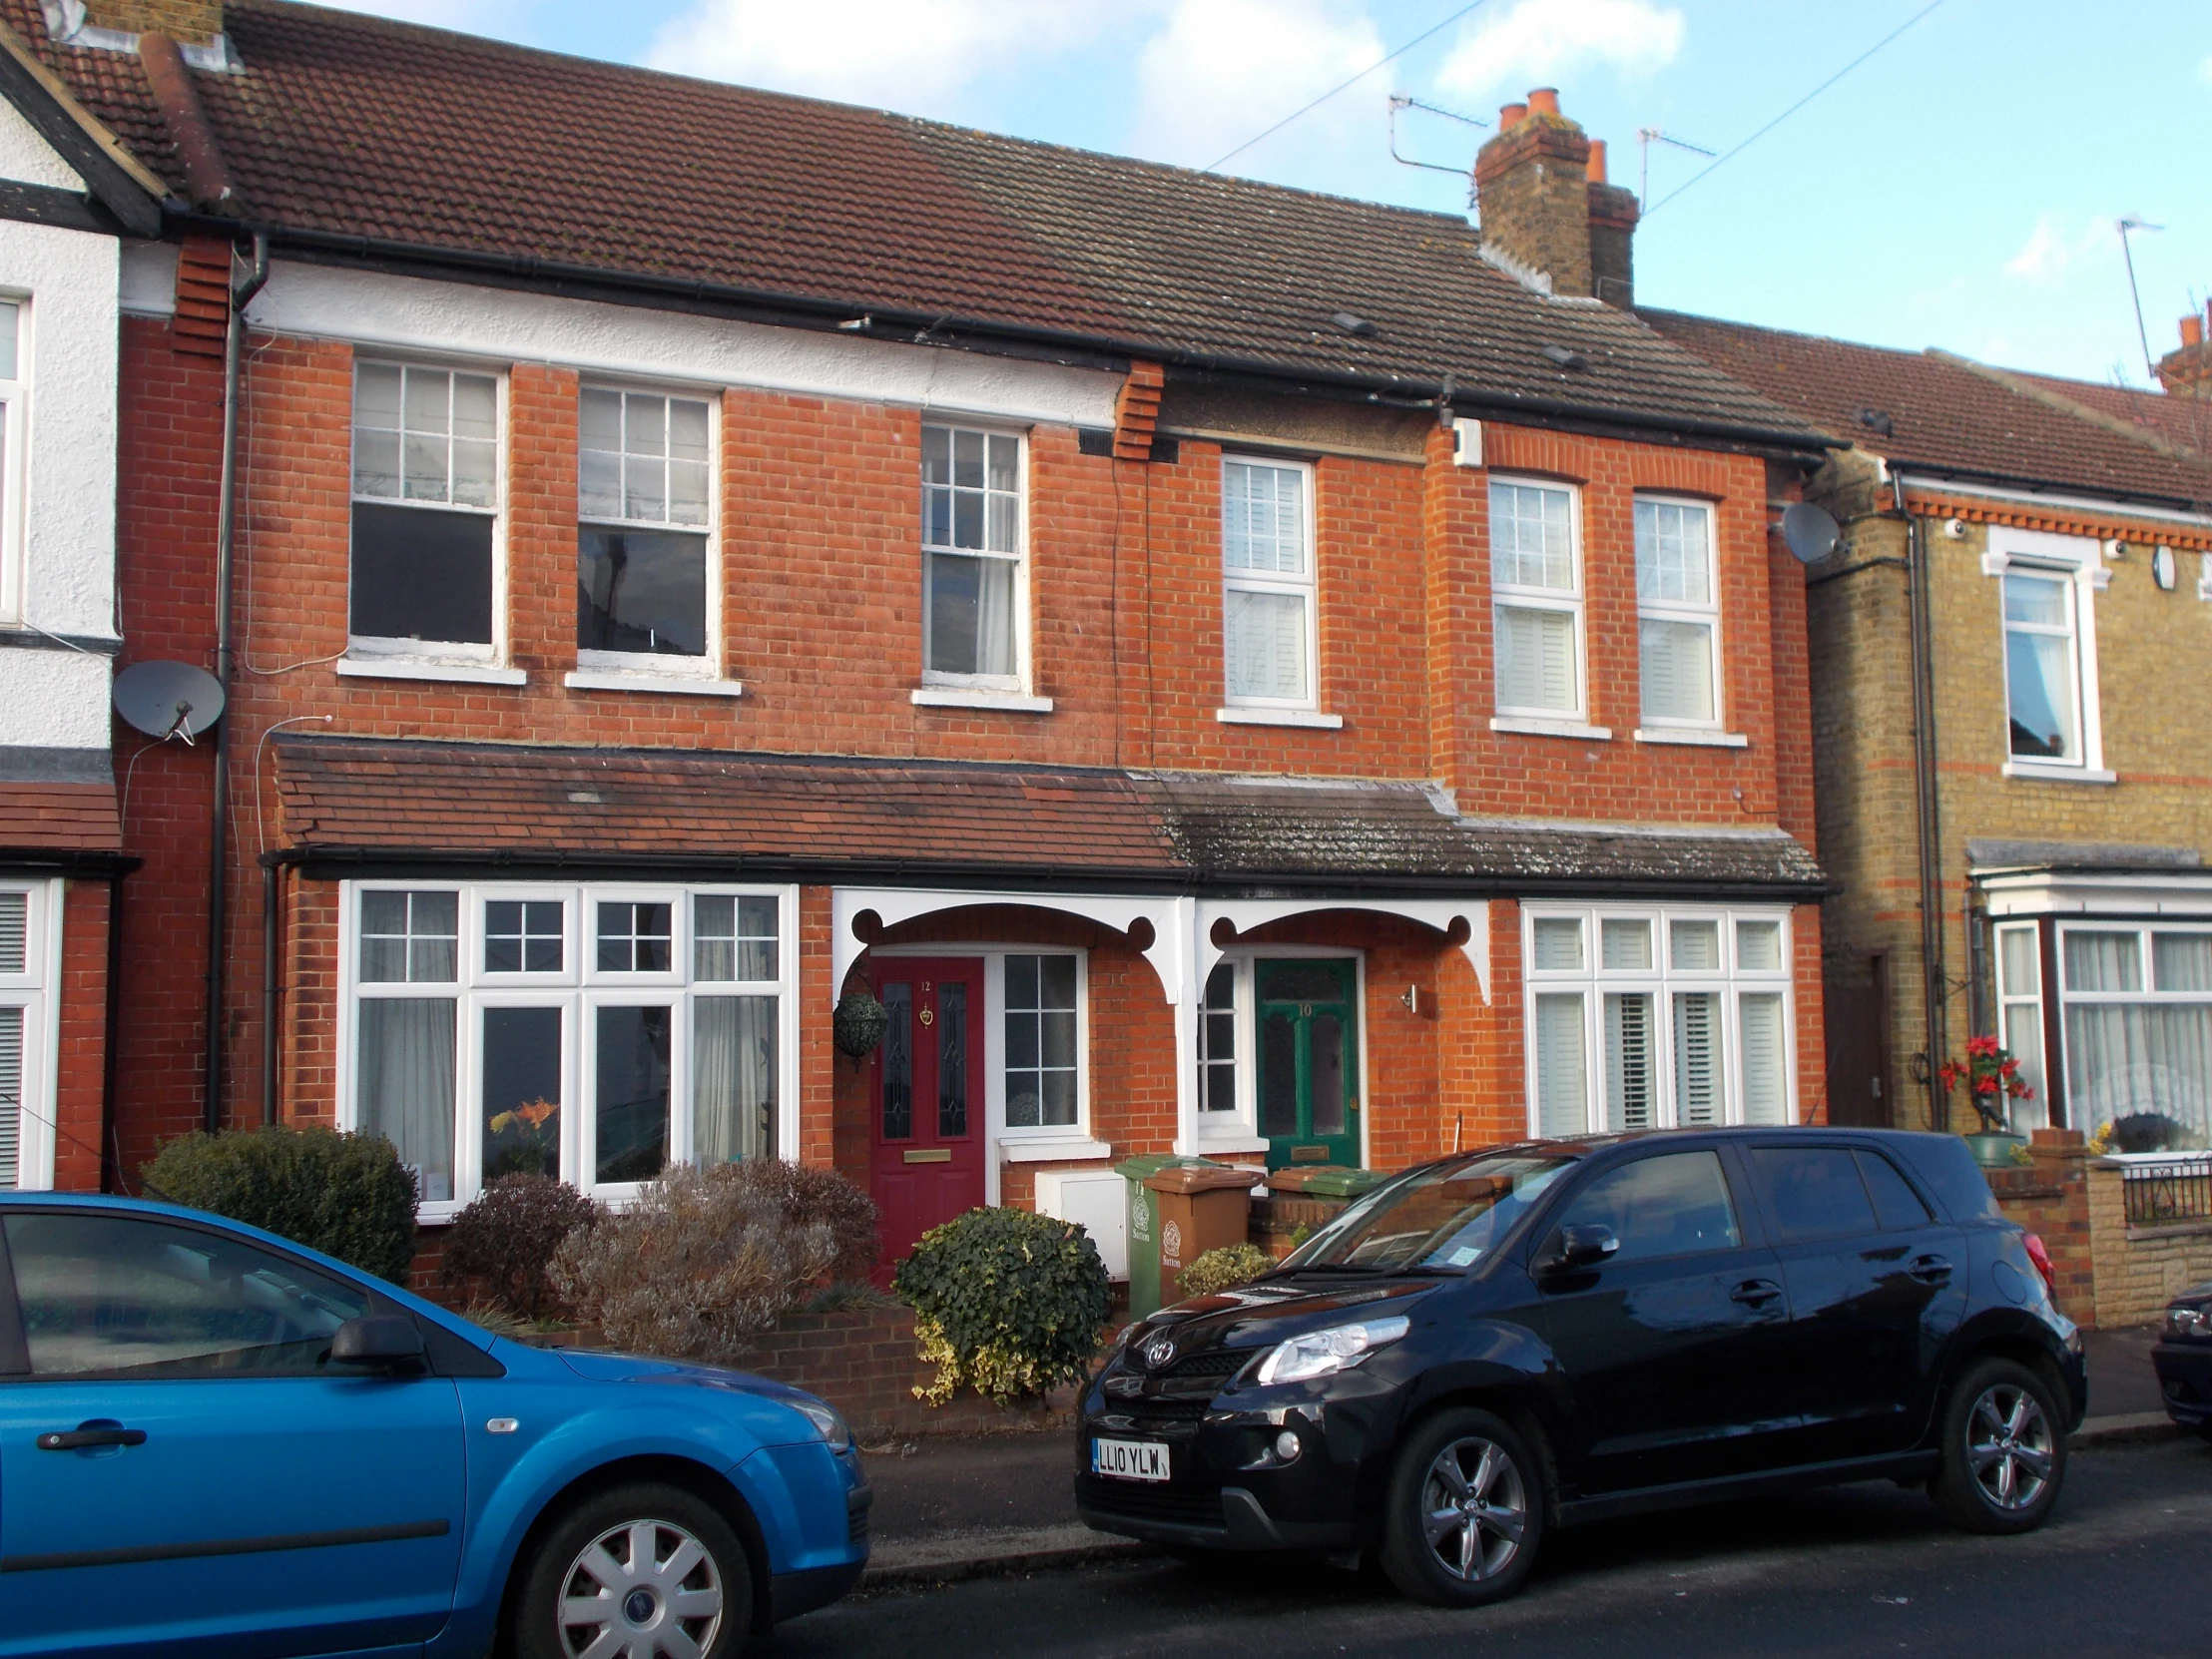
975,555,1016,677
2064,931,2140,993
2065,1002,2212,1139
694,995,777,1164
356,998,455,1202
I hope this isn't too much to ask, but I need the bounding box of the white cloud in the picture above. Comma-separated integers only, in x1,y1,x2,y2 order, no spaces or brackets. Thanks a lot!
1131,0,1384,170
2004,213,2114,282
645,0,1116,112
1434,0,1682,105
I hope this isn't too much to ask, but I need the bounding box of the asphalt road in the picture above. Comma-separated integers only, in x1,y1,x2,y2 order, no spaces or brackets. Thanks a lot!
770,1435,2212,1659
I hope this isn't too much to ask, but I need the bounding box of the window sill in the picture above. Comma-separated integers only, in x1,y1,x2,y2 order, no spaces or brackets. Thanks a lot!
1489,716,1612,741
999,1135,1114,1163
910,688,1055,714
1195,1131,1271,1156
2002,760,2116,786
336,656,526,687
565,669,745,698
1634,727,1749,749
1216,707,1345,730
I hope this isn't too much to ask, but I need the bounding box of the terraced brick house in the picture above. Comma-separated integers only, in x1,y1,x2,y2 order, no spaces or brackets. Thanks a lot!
1649,308,2212,1153
6,1,1836,1270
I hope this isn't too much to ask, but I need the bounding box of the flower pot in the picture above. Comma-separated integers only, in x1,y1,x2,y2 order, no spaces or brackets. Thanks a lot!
1963,1131,2028,1168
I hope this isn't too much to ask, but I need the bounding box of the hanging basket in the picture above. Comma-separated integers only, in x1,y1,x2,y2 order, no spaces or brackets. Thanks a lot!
833,990,888,1059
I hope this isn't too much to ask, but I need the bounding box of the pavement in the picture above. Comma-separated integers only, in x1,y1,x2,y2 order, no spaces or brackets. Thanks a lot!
856,1322,2184,1589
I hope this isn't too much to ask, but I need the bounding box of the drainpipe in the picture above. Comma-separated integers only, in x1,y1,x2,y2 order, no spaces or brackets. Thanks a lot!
101,869,126,1190
261,857,280,1126
1898,473,1947,1131
203,233,270,1135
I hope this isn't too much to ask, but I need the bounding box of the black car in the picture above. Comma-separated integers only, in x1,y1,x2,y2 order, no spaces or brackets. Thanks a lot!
1076,1127,2085,1606
2153,1279,2212,1436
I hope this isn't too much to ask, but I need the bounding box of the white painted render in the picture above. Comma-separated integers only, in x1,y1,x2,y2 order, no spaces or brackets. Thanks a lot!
0,650,111,749
119,240,178,317
245,262,1125,430
0,97,84,193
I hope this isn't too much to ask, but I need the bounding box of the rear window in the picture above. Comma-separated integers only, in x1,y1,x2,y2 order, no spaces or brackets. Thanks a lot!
1887,1133,2001,1223
1753,1147,1879,1242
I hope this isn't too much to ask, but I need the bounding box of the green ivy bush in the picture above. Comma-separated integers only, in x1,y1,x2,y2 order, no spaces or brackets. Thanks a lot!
892,1207,1110,1406
1177,1242,1275,1299
143,1126,419,1283
441,1174,601,1321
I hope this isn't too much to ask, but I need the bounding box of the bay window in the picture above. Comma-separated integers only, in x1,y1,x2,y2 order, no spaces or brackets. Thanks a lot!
577,386,714,669
2057,924,2212,1147
342,881,798,1216
1994,922,2049,1132
1524,905,1795,1135
1490,478,1585,722
1634,496,1720,727
349,360,501,655
1221,457,1318,710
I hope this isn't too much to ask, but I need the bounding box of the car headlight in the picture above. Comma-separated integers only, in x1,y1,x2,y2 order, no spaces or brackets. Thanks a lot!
1255,1314,1410,1385
2167,1305,2211,1342
794,1399,852,1449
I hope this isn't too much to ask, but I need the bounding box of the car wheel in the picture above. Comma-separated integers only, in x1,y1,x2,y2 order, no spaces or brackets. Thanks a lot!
1379,1407,1545,1607
512,1481,754,1659
1930,1358,2066,1535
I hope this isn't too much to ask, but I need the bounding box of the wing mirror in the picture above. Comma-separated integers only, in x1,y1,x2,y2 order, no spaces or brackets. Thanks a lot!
329,1315,427,1373
1540,1223,1620,1275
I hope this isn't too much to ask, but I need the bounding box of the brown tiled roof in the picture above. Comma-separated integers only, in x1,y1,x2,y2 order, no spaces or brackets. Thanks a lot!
2013,372,2212,463
273,737,1824,893
0,783,122,853
8,0,1824,445
1641,308,2212,510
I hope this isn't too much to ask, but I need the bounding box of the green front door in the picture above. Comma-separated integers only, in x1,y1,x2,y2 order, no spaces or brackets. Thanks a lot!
1256,957,1361,1171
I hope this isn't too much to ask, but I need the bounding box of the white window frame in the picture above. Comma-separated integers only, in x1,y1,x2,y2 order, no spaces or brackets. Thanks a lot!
1521,903,1796,1135
1488,476,1588,725
337,880,801,1220
345,356,509,669
1219,454,1321,715
574,381,722,680
2052,920,2212,1144
0,877,59,1191
1980,526,2111,784
1188,947,1368,1162
918,421,1031,696
1632,493,1724,732
1994,919,2049,1134
0,297,27,627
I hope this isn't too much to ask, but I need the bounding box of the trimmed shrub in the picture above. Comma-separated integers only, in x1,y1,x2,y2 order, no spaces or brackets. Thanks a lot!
549,1162,836,1366
143,1126,418,1284
732,1159,880,1285
1177,1242,1275,1299
892,1207,1109,1406
441,1175,602,1321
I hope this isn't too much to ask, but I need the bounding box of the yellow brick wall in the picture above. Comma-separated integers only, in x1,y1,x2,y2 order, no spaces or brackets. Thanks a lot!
2087,1162,2212,1328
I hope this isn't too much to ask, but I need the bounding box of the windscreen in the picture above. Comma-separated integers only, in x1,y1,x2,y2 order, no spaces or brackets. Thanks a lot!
1280,1152,1578,1273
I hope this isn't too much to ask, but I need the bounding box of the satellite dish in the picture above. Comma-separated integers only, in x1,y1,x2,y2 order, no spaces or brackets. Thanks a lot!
113,660,225,740
1782,501,1841,565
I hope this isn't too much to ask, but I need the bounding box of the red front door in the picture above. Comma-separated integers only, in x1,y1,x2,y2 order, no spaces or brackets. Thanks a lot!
869,956,987,1269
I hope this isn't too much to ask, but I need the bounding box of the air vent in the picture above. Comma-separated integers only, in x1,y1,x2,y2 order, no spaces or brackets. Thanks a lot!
1541,344,1588,371
1331,310,1381,338
1855,407,1895,438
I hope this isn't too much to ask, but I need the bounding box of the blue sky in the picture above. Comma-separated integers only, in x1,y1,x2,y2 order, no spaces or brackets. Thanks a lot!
337,0,2212,387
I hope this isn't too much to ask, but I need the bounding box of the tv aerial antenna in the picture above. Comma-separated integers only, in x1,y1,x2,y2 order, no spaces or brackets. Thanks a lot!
1388,95,1487,207
2117,214,2165,381
1636,128,1715,211
113,660,226,746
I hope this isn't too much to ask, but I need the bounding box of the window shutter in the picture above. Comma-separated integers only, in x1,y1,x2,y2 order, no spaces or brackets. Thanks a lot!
0,1005,20,1188
1673,991,1723,1124
1739,993,1788,1125
0,892,23,974
1640,619,1713,722
1534,993,1588,1136
1605,992,1656,1130
1499,607,1576,710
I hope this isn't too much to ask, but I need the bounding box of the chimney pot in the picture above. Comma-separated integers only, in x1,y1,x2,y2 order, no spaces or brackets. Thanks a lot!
1526,88,1561,117
1586,139,1607,184
2184,315,2205,349
1499,102,1527,129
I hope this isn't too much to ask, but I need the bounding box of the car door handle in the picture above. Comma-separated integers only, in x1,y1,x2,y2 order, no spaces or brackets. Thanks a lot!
37,1422,148,1451
1909,1255,1954,1285
1729,1279,1784,1308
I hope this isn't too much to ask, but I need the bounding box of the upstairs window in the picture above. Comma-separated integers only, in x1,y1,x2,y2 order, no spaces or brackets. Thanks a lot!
921,424,1024,686
1221,458,1317,708
350,360,499,652
578,387,714,666
0,301,23,625
1490,479,1584,719
2003,569,2080,764
1635,497,1720,726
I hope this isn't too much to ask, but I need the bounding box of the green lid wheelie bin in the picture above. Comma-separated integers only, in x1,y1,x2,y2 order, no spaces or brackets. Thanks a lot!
1115,1153,1212,1318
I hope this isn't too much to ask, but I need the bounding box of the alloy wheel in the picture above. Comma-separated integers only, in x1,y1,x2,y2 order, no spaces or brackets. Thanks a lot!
556,1516,725,1659
1965,1382,2054,1512
1417,1435,1529,1582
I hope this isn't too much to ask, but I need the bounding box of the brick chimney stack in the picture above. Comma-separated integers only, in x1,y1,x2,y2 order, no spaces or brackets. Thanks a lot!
2156,305,2212,398
1473,89,1638,305
82,1,225,45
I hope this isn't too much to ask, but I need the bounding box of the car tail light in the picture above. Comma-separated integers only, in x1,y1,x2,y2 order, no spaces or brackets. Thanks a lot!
2023,1233,2057,1298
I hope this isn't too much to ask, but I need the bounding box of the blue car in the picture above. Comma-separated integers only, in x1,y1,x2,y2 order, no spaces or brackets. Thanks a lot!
0,1192,870,1658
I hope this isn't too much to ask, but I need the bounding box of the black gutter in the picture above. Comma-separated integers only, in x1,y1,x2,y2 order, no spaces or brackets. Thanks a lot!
0,850,140,877
1887,459,2212,520
176,212,1841,460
